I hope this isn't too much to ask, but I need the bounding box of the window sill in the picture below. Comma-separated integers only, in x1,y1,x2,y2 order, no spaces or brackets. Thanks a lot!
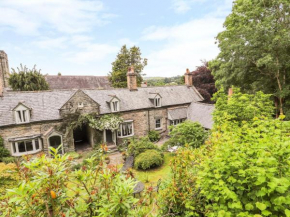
117,134,134,139
155,128,162,131
12,149,42,157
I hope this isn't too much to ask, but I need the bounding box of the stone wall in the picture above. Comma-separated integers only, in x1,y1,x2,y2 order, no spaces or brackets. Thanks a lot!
60,90,99,117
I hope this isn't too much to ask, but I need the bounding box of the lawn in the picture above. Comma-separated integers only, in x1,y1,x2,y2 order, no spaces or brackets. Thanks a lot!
133,152,174,186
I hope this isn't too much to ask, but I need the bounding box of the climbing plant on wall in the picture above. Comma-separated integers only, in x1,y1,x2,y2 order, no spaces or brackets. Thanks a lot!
61,113,123,132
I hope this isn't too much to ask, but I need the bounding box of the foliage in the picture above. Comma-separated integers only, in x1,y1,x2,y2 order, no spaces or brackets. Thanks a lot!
192,61,216,103
145,75,184,87
1,157,15,164
9,64,49,91
158,91,290,216
127,137,159,157
134,150,164,170
109,45,148,88
168,120,208,148
66,152,81,160
0,147,141,217
197,118,290,216
158,148,207,216
213,88,274,127
0,163,18,197
62,113,123,135
209,0,290,117
0,136,10,162
148,130,161,142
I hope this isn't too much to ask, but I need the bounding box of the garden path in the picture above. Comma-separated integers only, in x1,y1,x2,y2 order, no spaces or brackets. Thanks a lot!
108,152,123,166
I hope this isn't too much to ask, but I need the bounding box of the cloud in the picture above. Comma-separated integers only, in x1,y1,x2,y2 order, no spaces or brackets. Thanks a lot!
118,38,138,47
0,0,113,35
142,0,232,77
171,0,206,14
65,43,118,64
33,37,68,49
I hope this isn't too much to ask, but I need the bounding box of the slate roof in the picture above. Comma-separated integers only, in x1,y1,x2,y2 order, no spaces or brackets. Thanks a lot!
187,102,215,129
0,85,203,127
45,75,111,90
0,90,76,126
168,107,188,120
83,86,203,114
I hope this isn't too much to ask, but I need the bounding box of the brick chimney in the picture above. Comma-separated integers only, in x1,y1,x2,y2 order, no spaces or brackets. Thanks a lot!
0,50,10,97
184,68,193,86
127,66,137,91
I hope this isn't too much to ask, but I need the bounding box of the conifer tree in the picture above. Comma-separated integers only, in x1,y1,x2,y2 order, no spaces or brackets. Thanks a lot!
109,45,147,88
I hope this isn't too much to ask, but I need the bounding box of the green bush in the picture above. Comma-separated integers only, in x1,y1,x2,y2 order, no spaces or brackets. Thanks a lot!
0,136,10,162
134,149,164,170
1,157,15,164
148,130,161,142
127,137,159,157
168,120,208,148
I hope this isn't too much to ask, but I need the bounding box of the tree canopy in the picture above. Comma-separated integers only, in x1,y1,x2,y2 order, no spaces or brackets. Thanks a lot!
9,64,49,91
192,61,216,103
109,45,147,88
209,0,290,118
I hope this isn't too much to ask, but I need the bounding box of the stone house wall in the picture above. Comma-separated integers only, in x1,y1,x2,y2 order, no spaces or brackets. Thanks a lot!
0,120,75,155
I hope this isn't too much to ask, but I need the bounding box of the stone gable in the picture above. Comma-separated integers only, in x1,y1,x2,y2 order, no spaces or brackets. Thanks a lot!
60,90,100,117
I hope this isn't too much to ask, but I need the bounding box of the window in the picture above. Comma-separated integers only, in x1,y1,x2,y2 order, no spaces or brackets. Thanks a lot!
154,96,161,107
110,98,120,112
155,118,162,129
11,138,42,156
15,109,30,124
170,118,186,126
78,102,84,108
118,121,134,138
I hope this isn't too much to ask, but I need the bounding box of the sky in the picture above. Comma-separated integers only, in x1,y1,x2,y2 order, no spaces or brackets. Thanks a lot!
0,0,233,77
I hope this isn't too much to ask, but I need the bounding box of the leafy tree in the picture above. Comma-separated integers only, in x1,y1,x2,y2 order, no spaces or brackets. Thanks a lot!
192,61,216,103
209,0,290,118
109,45,148,88
9,64,49,91
167,120,208,149
213,87,275,127
158,91,290,216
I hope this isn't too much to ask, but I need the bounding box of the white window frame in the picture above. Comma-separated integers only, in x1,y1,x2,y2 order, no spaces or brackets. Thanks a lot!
110,98,120,112
154,96,161,107
155,118,162,130
14,107,30,124
170,118,186,126
117,120,134,138
11,138,42,157
78,102,84,108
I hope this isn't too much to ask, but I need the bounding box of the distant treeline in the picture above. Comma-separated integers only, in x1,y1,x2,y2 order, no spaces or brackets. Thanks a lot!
144,76,184,87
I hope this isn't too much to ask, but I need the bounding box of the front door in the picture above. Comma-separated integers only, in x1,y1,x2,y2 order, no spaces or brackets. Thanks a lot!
105,130,113,143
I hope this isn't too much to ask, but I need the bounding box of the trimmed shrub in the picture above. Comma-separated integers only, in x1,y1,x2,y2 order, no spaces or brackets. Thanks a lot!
134,149,164,170
168,120,208,148
148,130,161,142
127,137,159,157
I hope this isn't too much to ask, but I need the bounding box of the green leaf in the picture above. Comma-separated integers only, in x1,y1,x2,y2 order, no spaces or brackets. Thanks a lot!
256,202,267,211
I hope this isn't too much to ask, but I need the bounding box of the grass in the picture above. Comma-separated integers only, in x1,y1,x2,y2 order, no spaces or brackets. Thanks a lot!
133,152,174,186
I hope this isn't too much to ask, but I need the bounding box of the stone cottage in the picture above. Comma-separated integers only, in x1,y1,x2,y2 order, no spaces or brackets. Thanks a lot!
0,50,214,157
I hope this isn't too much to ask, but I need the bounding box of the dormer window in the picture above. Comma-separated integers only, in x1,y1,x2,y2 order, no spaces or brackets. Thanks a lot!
78,102,84,108
110,97,120,112
149,93,162,108
13,103,31,124
154,96,161,107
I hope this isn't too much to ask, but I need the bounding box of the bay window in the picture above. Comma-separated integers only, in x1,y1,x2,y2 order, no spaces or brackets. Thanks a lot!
11,138,42,156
